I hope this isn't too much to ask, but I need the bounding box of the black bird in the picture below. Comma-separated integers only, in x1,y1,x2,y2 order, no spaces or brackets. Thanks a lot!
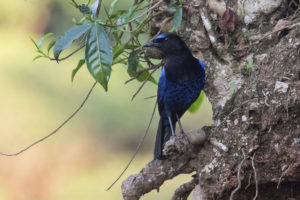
143,33,206,160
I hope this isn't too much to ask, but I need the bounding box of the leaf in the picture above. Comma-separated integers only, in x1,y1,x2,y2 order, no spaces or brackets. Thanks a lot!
230,81,236,90
117,4,139,24
246,58,253,69
173,7,182,31
91,0,100,18
136,63,157,85
54,23,91,61
218,6,239,32
137,71,157,85
127,49,142,76
38,33,54,48
113,44,125,61
109,0,120,15
188,91,206,114
32,55,44,61
71,57,85,82
110,10,128,22
167,5,177,13
85,22,113,91
47,40,56,55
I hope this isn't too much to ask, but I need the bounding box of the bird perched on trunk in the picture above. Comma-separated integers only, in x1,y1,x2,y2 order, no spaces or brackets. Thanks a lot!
143,33,206,160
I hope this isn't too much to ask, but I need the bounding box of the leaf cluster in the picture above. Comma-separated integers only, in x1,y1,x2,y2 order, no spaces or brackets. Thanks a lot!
32,0,203,113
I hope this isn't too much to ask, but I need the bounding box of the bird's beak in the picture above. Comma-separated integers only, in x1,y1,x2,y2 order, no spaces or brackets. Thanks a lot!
142,41,157,48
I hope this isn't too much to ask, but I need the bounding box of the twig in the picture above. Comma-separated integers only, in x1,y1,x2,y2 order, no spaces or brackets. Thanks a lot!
124,77,136,84
277,164,291,189
137,65,160,74
230,148,247,200
71,0,79,8
131,67,159,101
251,153,258,200
0,81,97,157
238,21,300,51
144,95,156,100
50,44,85,62
224,99,251,120
106,102,157,191
124,64,161,85
106,0,164,28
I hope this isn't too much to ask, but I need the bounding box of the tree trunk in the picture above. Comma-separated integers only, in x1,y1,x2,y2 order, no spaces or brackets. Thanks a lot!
122,0,300,199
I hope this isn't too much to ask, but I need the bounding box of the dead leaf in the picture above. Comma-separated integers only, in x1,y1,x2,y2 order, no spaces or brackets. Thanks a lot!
218,6,239,33
272,19,292,42
272,19,292,33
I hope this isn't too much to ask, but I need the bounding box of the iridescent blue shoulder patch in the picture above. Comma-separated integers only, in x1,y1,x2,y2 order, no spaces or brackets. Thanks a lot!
198,60,205,70
155,34,166,39
160,65,166,78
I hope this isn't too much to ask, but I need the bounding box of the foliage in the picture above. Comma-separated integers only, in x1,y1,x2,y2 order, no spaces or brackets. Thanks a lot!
245,58,253,70
188,91,206,114
31,0,203,112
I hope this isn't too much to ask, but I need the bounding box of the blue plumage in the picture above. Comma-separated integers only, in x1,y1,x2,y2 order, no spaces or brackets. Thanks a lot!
143,33,206,160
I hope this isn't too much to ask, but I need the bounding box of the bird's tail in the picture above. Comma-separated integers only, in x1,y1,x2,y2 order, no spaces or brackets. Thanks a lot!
154,116,175,160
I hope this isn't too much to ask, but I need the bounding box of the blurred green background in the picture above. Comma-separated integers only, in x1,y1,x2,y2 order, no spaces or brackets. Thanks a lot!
0,0,212,199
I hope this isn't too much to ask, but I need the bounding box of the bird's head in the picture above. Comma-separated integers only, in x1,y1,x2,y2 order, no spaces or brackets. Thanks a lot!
143,33,191,57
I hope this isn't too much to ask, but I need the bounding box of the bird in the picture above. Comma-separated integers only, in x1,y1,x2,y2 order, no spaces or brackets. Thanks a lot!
143,33,206,160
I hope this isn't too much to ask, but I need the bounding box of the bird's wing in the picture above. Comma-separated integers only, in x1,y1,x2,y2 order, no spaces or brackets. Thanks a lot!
198,59,205,70
157,66,167,115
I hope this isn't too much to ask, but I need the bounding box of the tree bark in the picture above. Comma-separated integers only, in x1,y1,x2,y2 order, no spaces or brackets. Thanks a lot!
122,0,300,199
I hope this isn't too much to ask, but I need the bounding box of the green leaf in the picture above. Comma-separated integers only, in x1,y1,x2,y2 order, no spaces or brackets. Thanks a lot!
117,4,140,24
54,23,91,61
136,64,157,85
246,58,253,69
85,22,113,91
167,5,177,13
47,40,56,55
230,81,236,90
38,33,54,48
71,57,85,82
173,7,182,31
109,0,120,15
91,0,100,18
32,55,44,61
127,49,142,76
188,91,205,114
110,10,128,22
113,44,125,61
136,70,157,85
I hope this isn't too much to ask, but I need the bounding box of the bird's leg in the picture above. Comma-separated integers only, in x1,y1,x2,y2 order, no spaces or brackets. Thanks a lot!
168,116,175,136
176,114,185,134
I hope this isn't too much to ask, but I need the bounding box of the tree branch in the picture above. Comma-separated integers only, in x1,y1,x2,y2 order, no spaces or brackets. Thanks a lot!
121,130,207,200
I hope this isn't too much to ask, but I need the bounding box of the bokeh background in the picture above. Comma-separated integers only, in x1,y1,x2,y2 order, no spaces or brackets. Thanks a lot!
0,0,212,199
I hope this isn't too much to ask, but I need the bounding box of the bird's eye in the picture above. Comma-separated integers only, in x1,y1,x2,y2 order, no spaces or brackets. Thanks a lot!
154,37,168,43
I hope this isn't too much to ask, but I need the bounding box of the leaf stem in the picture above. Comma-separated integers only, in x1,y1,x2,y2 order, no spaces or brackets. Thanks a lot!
50,44,85,62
